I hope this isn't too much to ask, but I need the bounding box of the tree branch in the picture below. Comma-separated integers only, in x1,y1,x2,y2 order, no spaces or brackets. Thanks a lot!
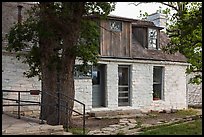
129,2,178,11
160,2,178,11
128,2,146,7
191,70,202,73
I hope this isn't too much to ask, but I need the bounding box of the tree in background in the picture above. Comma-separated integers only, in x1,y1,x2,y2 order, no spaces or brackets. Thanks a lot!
132,2,202,84
6,2,115,127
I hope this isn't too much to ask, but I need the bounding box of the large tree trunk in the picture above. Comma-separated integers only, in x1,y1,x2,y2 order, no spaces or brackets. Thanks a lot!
39,3,59,125
58,55,75,127
39,2,85,127
40,37,59,125
56,3,86,127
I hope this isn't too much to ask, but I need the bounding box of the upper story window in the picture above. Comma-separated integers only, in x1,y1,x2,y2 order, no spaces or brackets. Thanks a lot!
110,20,122,31
132,26,160,50
148,28,158,50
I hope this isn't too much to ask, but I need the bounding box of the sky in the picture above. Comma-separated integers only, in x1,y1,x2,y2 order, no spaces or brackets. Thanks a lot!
109,2,169,19
29,2,169,20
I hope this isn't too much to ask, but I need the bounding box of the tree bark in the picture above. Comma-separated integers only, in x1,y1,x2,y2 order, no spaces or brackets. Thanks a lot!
58,3,85,127
40,38,59,125
39,2,60,125
39,2,85,127
58,55,75,127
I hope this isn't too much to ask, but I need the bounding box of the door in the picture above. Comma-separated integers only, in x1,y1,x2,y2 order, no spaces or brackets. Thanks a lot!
92,65,105,107
118,65,130,106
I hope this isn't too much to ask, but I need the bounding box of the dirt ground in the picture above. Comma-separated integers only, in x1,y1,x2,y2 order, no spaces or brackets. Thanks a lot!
70,109,202,131
71,116,120,130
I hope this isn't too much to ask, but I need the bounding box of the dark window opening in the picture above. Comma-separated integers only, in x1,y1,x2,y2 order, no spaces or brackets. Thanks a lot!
153,66,164,100
92,69,100,85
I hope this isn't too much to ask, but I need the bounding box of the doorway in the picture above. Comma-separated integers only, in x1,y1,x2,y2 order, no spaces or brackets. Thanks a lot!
118,65,130,106
92,64,106,107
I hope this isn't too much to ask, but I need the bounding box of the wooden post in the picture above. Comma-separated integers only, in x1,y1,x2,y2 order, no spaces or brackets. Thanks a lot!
17,91,20,119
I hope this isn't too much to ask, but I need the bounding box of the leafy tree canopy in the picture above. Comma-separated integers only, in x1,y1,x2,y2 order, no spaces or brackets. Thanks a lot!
6,2,116,80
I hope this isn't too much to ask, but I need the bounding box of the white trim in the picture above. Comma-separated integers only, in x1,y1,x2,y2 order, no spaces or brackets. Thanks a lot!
98,58,189,66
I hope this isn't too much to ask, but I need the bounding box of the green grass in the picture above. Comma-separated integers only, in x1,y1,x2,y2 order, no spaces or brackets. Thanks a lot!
116,130,125,135
134,120,142,128
176,108,199,116
139,119,202,135
66,127,89,135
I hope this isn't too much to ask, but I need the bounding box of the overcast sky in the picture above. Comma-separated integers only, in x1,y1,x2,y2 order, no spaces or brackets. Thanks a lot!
110,2,169,19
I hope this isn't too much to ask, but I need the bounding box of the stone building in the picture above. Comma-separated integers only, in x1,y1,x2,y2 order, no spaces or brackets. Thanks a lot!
2,2,201,117
147,12,202,108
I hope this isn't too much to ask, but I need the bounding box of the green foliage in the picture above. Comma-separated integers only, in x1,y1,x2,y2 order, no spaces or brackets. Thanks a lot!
138,10,149,19
6,2,115,79
85,2,115,17
73,19,100,72
6,6,42,79
163,2,202,84
67,127,89,135
22,45,41,79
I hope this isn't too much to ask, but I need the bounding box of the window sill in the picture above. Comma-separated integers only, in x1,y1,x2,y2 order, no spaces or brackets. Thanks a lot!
153,98,161,101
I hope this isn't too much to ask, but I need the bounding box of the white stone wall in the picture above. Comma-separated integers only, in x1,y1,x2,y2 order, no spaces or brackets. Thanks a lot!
74,79,92,114
131,63,153,109
2,53,189,115
2,53,41,91
98,59,188,112
106,62,118,108
187,73,202,107
146,64,188,111
2,53,41,115
131,62,187,112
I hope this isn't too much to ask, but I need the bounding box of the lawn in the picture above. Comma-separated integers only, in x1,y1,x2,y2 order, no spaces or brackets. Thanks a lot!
139,119,202,135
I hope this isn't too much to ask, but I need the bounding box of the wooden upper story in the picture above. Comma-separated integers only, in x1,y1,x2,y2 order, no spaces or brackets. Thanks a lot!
98,15,187,63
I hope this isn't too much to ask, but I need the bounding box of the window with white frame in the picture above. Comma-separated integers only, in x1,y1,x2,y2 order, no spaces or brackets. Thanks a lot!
110,20,122,31
153,66,164,100
148,28,158,49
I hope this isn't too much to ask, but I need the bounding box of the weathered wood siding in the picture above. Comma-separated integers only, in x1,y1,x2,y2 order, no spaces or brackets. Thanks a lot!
132,27,147,48
100,20,131,57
